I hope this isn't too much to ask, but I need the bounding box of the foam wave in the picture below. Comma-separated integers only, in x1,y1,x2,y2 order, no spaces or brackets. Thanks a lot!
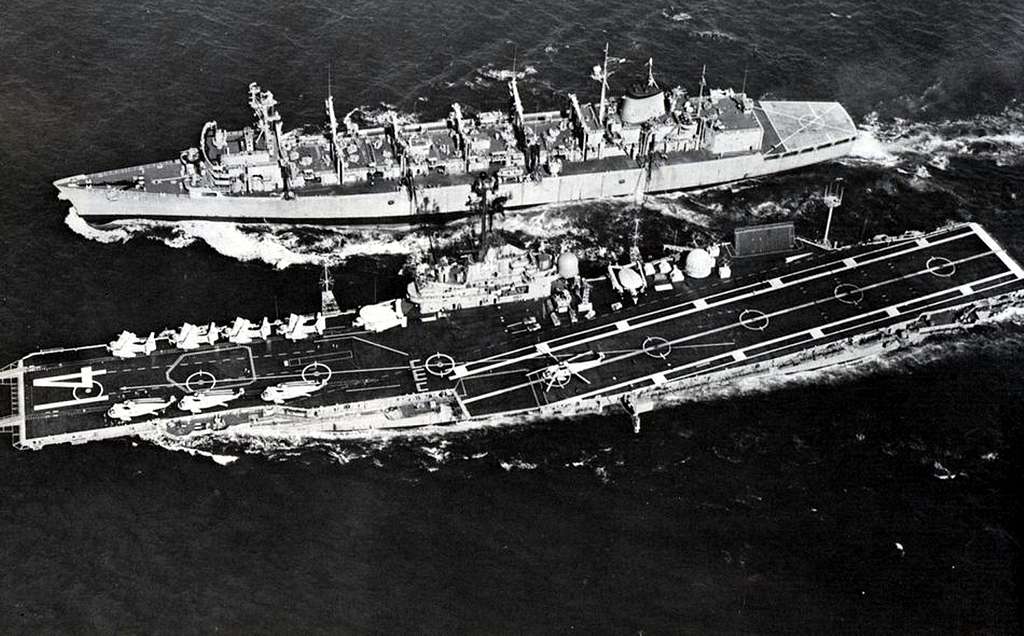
145,433,240,465
661,9,692,22
65,208,441,269
64,209,136,243
851,106,1024,168
476,64,538,82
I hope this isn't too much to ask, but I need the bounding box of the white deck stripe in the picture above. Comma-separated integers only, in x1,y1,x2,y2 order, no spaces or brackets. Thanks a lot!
34,395,109,411
971,223,1024,279
457,228,987,381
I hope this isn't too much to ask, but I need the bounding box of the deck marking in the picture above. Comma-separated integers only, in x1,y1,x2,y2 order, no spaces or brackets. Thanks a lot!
843,258,857,267
348,336,408,357
615,321,630,332
809,328,825,339
34,394,108,411
32,366,107,389
346,384,402,393
768,278,783,289
693,299,708,309
916,238,929,247
925,256,957,278
885,306,900,317
732,351,747,362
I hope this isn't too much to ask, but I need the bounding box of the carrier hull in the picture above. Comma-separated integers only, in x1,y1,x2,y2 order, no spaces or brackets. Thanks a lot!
3,223,1021,450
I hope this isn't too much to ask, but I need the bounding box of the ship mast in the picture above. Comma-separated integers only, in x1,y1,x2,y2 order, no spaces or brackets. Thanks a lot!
598,43,610,125
325,66,342,183
822,180,844,249
320,261,341,317
508,47,526,147
695,64,707,146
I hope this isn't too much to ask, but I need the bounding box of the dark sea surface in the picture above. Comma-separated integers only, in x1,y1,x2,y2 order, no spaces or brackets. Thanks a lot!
2,0,1024,632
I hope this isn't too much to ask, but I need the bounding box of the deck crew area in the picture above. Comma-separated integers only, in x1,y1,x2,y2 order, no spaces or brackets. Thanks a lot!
8,223,1023,449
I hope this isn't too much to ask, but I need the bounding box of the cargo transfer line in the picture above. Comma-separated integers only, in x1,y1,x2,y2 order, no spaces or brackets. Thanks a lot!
461,248,1013,408
454,225,986,380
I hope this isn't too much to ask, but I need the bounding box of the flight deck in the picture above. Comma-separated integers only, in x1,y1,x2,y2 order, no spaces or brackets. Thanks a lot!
4,223,1022,448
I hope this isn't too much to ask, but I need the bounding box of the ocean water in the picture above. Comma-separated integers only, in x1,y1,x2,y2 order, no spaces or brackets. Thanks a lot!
1,0,1023,631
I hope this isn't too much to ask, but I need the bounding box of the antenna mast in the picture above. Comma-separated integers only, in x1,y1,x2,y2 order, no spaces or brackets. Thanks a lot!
325,63,341,182
599,43,610,125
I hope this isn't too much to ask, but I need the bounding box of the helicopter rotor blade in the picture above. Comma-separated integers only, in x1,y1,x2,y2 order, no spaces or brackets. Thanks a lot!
571,371,592,385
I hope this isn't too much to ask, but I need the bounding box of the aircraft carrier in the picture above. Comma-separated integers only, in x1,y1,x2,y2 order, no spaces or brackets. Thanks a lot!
54,50,858,225
2,220,1022,450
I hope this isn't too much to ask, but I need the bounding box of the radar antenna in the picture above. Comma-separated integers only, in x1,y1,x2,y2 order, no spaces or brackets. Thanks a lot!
320,261,341,317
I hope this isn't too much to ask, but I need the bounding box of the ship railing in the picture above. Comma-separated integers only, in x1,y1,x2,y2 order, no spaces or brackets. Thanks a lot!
69,161,177,183
0,359,23,379
0,414,24,436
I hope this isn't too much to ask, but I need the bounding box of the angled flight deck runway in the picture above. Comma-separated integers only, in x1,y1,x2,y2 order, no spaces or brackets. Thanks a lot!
452,224,1024,416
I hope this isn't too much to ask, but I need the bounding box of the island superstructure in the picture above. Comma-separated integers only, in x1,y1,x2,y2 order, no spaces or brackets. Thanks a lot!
54,52,858,225
2,220,1022,449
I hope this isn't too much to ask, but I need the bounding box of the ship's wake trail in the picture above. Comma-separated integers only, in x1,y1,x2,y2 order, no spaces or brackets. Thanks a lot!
64,198,713,269
845,105,1024,171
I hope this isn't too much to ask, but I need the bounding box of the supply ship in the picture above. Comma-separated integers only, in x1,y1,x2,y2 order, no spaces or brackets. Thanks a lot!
54,50,858,225
2,216,1022,450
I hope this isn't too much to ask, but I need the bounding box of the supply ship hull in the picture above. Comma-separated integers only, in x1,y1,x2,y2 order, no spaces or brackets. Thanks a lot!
55,55,858,226
56,135,854,225
2,223,1021,449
